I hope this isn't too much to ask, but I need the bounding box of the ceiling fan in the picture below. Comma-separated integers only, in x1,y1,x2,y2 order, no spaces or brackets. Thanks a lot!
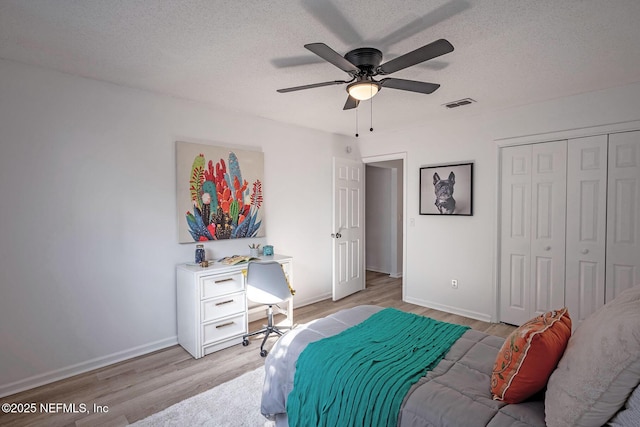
276,38,454,110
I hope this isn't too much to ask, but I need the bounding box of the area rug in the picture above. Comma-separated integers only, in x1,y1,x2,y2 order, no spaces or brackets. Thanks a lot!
130,367,273,427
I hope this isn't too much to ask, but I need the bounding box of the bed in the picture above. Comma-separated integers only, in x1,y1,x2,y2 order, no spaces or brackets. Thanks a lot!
261,305,545,427
261,286,640,427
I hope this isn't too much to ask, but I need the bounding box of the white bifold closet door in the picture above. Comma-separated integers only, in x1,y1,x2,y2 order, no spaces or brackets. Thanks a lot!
501,131,640,327
500,141,567,326
606,131,640,302
565,135,608,327
566,132,640,327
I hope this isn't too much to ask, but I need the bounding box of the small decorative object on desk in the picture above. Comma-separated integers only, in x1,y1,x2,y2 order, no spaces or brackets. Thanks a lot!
249,243,261,258
263,245,274,256
220,255,259,265
195,244,205,263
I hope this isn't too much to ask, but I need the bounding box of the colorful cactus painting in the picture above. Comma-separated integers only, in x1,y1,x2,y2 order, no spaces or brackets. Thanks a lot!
184,151,263,241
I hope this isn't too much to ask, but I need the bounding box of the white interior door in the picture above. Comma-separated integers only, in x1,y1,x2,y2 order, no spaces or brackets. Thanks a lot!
332,157,365,301
606,131,640,301
565,135,608,326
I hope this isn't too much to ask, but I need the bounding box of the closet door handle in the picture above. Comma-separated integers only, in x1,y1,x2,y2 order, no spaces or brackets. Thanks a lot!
581,249,589,254
544,246,551,251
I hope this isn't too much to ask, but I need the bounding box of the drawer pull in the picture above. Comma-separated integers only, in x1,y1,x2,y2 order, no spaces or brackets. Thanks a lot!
215,299,234,306
216,321,235,329
214,278,235,284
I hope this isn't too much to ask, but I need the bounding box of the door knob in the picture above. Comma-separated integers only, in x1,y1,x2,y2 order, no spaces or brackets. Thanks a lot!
581,249,589,254
331,233,342,239
544,246,551,251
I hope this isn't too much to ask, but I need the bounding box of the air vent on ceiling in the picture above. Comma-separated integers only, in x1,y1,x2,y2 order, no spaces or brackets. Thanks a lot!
443,98,476,109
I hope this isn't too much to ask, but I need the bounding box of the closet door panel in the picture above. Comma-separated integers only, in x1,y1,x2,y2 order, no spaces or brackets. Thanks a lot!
530,141,567,315
500,145,532,325
508,254,527,309
607,131,640,301
533,256,553,313
566,135,607,325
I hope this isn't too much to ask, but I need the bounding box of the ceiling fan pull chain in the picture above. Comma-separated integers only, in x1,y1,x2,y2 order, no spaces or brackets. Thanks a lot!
370,91,374,133
355,108,359,137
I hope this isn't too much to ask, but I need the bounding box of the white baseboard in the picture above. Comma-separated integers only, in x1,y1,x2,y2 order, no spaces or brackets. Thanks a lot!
366,267,402,279
0,336,177,398
404,296,492,323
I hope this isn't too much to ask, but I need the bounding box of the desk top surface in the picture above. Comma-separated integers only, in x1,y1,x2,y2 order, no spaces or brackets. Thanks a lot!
177,254,292,274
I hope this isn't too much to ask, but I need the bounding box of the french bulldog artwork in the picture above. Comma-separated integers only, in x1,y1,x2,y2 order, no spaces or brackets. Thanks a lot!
433,171,456,214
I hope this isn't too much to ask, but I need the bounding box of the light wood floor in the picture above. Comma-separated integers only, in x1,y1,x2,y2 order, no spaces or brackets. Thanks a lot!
1,272,515,427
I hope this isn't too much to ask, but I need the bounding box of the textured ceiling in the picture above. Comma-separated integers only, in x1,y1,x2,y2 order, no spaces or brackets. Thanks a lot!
2,0,640,136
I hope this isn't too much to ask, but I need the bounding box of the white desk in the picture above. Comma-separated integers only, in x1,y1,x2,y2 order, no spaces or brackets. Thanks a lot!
176,254,293,359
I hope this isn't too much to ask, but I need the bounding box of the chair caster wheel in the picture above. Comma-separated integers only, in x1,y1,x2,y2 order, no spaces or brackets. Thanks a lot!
242,339,249,347
260,349,268,357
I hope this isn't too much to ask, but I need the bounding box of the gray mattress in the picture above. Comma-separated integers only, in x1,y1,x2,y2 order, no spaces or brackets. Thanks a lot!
261,305,545,427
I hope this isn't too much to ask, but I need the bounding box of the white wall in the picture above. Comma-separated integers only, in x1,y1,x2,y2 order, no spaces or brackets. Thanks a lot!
357,82,640,322
0,59,356,396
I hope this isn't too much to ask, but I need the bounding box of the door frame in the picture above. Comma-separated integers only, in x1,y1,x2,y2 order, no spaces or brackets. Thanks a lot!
362,152,407,300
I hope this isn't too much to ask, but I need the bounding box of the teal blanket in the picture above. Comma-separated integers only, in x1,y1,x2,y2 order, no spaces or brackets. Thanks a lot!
286,308,470,427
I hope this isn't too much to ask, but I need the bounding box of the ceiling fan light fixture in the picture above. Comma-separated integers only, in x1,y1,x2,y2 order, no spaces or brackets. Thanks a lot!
347,81,380,101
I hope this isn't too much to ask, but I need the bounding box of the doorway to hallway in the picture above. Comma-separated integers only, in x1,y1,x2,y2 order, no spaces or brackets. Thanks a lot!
363,153,406,297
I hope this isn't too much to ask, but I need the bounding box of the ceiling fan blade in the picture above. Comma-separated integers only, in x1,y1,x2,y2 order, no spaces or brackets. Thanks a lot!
305,43,359,74
301,0,363,46
277,80,347,93
379,78,440,94
374,0,470,49
343,95,360,110
377,39,454,75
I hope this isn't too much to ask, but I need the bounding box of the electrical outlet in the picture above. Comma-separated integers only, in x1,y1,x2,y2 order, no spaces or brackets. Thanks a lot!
451,279,458,289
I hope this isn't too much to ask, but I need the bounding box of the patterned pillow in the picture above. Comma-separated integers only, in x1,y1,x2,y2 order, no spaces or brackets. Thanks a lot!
491,307,571,403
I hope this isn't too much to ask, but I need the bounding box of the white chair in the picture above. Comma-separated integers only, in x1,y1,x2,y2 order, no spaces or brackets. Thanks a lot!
242,261,294,357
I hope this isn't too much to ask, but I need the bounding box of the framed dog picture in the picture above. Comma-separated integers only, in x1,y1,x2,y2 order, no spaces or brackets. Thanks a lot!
420,162,473,215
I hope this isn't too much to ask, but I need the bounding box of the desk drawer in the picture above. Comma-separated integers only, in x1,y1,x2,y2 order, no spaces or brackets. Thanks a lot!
202,313,246,345
202,291,246,322
201,272,244,299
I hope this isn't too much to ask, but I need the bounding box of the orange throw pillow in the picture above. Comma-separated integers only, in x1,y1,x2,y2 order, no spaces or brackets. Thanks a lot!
491,308,571,403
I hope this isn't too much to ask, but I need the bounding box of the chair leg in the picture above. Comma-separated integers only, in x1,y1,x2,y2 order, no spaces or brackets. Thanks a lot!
259,305,276,357
242,304,290,357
